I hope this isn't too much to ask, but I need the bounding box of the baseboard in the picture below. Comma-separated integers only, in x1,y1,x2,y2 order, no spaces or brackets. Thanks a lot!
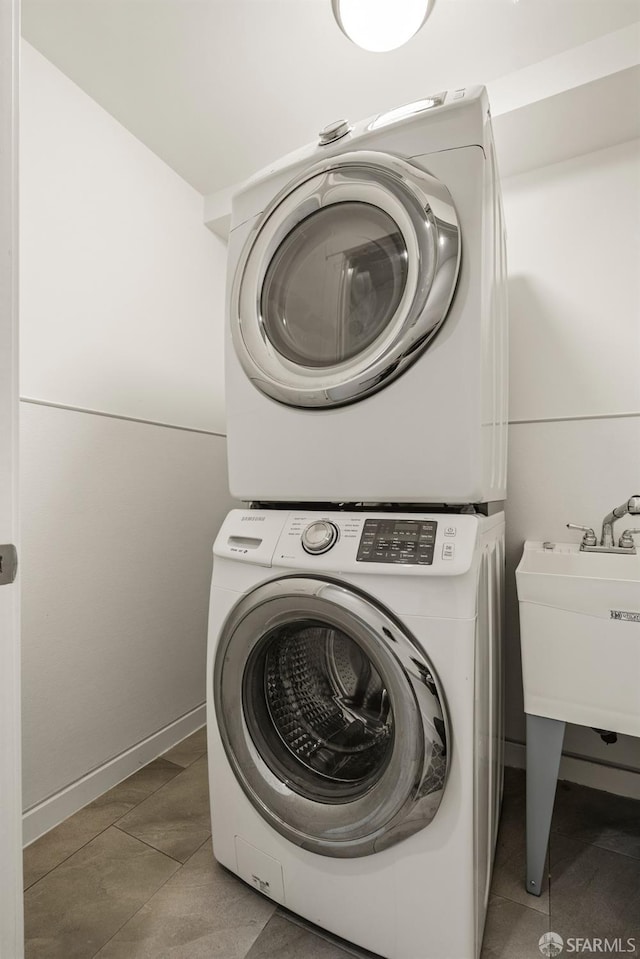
23,704,206,847
504,739,640,800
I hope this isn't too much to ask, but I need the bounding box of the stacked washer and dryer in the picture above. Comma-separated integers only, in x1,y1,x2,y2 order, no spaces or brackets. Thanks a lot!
207,87,508,959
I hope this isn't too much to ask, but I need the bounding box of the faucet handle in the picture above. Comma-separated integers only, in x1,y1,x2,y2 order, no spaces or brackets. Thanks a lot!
619,529,640,549
567,524,598,547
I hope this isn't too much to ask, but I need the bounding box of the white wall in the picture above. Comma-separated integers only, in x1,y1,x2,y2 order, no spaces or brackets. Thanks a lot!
20,41,235,832
506,138,640,422
502,138,640,776
20,41,227,434
20,406,232,811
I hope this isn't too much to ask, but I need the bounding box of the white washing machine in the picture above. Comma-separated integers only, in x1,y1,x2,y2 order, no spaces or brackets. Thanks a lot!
225,87,508,505
207,507,505,959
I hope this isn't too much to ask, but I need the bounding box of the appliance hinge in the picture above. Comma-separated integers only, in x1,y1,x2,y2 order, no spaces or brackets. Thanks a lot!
0,544,18,585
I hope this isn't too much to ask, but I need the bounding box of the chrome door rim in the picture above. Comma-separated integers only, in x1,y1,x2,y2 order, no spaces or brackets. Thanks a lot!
214,575,450,858
231,151,460,408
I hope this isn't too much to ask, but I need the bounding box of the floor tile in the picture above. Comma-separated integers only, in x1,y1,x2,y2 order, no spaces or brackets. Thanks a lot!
116,755,211,862
549,833,640,944
491,767,550,914
480,895,550,959
551,779,640,860
245,912,371,959
161,727,207,769
278,911,383,958
23,759,181,889
94,839,275,959
23,753,640,959
502,764,526,801
24,826,179,959
101,758,183,806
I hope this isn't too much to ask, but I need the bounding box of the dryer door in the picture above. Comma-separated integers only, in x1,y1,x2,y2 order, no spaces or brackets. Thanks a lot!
214,575,449,858
232,151,460,408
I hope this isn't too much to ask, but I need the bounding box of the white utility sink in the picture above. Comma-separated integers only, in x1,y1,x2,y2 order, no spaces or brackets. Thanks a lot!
516,541,640,737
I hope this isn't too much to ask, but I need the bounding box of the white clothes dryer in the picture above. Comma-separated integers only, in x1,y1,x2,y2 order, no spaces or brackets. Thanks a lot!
225,87,508,505
207,507,505,959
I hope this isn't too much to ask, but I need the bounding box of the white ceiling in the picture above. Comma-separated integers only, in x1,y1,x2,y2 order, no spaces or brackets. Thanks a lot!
21,0,640,196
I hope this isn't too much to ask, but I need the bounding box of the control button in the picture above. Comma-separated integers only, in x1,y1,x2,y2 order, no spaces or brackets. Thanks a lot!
318,119,351,145
444,526,457,537
442,543,455,560
301,521,339,555
452,88,466,100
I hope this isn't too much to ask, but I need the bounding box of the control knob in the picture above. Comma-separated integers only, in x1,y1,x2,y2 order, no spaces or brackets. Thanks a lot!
318,119,351,145
301,520,339,555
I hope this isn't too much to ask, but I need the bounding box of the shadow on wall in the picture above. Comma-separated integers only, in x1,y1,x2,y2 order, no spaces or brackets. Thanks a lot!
504,274,554,746
507,273,611,423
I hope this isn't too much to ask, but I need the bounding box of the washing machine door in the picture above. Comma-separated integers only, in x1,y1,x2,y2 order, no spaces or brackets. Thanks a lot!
214,576,450,858
231,151,460,408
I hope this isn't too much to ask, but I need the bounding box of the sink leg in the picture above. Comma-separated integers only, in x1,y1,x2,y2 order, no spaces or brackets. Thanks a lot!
525,713,565,897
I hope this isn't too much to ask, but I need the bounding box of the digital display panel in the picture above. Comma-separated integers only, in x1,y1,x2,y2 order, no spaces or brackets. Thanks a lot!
357,519,437,565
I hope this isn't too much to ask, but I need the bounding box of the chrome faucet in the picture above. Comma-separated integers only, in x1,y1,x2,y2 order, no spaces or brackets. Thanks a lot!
567,495,640,554
600,495,640,549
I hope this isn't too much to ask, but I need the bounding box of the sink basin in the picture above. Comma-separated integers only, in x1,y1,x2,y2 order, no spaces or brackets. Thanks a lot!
516,541,640,736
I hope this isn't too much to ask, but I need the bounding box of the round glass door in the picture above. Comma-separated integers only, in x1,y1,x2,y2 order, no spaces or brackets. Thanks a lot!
261,202,408,368
243,619,395,802
231,151,460,409
214,576,449,858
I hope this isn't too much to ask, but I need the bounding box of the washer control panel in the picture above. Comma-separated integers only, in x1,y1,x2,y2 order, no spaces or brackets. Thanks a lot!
301,520,339,555
356,518,437,565
215,509,487,577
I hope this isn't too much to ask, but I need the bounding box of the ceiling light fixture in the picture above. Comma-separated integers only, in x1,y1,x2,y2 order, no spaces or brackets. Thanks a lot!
332,0,437,53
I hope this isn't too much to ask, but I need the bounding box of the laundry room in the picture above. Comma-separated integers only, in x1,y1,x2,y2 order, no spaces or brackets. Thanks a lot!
1,2,639,958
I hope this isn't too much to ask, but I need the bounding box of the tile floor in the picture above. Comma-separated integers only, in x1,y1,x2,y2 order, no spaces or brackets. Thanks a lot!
23,728,640,959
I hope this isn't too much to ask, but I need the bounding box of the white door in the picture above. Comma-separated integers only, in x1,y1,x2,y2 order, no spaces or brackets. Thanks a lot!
231,151,461,408
0,0,24,955
214,575,449,857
